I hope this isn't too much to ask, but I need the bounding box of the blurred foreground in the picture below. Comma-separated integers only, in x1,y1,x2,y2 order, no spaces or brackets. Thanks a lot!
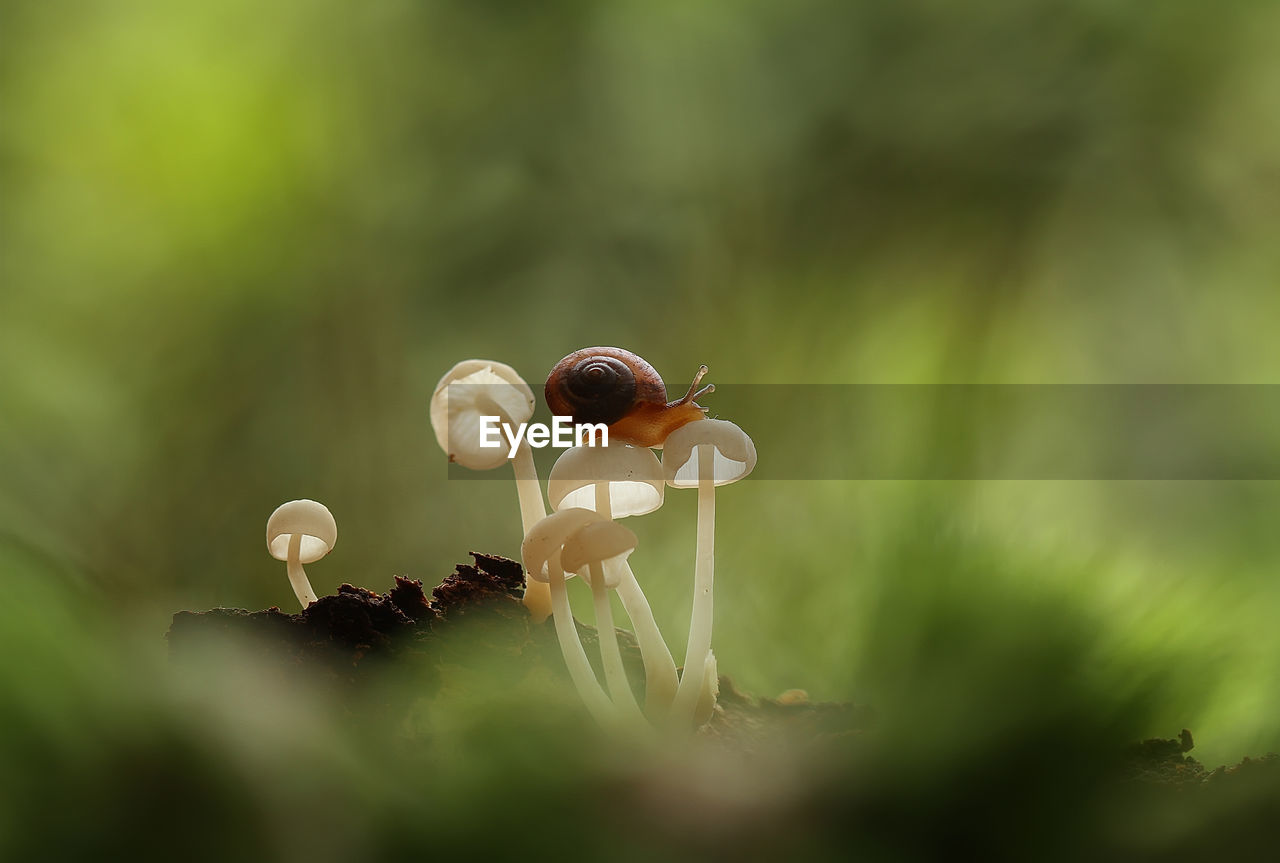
4,541,1280,861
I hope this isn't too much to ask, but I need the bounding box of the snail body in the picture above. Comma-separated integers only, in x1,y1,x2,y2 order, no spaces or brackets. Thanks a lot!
545,347,713,448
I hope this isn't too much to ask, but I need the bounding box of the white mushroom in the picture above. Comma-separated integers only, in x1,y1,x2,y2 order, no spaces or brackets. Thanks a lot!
547,442,665,519
265,499,337,609
547,443,678,715
522,508,617,726
561,519,644,722
430,359,551,621
661,418,756,727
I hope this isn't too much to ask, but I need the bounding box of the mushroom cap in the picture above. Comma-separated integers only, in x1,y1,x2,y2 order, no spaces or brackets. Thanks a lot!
430,359,535,471
266,499,337,564
560,520,637,589
547,443,664,517
662,418,756,487
521,507,607,584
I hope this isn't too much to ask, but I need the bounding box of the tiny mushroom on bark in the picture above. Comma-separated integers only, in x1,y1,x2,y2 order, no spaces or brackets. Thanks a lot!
547,442,679,715
266,499,337,609
560,519,643,721
661,418,756,727
430,359,551,621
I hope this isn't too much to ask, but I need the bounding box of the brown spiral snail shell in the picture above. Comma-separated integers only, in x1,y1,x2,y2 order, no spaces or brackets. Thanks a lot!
545,347,713,448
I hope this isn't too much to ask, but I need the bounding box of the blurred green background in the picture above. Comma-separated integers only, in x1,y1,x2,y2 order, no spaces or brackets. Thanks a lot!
4,0,1280,858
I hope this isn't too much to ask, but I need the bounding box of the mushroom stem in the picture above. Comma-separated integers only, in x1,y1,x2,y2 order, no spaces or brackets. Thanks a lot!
594,480,613,522
589,560,644,721
547,560,616,725
614,560,679,715
511,441,552,621
589,482,643,717
693,650,719,727
671,443,716,725
512,440,546,534
285,532,319,609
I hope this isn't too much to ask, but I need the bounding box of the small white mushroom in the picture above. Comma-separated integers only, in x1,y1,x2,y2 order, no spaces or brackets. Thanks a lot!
430,359,551,621
547,443,678,715
265,499,337,609
547,441,665,519
661,418,756,727
522,508,617,726
560,519,644,722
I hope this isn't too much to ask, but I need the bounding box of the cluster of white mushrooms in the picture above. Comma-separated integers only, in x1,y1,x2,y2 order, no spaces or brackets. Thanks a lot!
429,355,755,732
261,351,754,734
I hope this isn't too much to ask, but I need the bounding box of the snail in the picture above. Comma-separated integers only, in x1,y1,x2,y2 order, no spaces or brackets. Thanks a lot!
545,347,714,448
